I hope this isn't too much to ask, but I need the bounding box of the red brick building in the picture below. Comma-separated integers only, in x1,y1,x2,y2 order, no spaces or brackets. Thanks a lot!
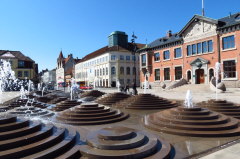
139,13,240,88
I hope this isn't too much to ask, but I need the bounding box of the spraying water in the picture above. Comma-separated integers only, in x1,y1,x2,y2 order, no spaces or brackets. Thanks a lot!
215,62,221,100
144,74,148,94
184,90,193,108
42,87,45,97
116,80,121,92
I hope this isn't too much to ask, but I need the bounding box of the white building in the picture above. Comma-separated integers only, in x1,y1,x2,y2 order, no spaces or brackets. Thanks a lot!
75,31,144,87
42,69,56,85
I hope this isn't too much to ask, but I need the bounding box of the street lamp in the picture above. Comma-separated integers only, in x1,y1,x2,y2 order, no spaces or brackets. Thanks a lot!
131,32,138,95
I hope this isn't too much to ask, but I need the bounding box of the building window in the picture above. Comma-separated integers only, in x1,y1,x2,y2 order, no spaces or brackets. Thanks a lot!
197,43,202,54
103,68,105,75
154,52,160,61
18,71,22,77
127,79,131,84
163,50,170,60
155,69,160,81
202,41,207,53
223,35,235,50
141,54,146,66
132,55,136,61
175,66,182,80
97,69,99,76
208,40,213,52
126,67,130,75
133,67,136,75
120,55,124,60
111,67,115,75
164,68,170,80
192,44,197,55
95,70,96,76
120,67,124,75
174,48,182,58
187,45,192,56
111,55,116,60
18,61,25,68
106,67,108,75
223,60,236,78
126,56,130,61
100,69,102,76
24,71,29,77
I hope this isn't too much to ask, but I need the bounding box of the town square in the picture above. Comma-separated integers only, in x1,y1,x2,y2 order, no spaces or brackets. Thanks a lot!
0,0,240,158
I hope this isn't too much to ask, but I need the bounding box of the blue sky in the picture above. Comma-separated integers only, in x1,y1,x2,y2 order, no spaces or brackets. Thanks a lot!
0,0,239,71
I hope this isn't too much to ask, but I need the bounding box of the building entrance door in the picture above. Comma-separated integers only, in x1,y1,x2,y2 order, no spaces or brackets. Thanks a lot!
196,69,205,84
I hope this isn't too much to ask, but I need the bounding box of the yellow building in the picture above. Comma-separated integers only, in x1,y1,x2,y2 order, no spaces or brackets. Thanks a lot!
0,50,38,82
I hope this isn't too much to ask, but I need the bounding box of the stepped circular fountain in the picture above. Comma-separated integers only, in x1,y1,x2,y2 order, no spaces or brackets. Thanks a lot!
9,106,54,117
57,103,129,125
48,96,68,104
198,100,240,119
114,93,177,109
51,100,81,112
0,115,81,158
80,90,105,98
143,106,240,137
79,126,174,159
96,92,131,106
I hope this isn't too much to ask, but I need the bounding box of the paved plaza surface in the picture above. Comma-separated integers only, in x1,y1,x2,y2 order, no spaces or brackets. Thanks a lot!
2,85,240,159
99,84,240,104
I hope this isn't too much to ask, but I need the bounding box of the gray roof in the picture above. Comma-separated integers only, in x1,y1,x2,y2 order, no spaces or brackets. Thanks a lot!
218,12,240,29
0,50,34,62
147,33,182,48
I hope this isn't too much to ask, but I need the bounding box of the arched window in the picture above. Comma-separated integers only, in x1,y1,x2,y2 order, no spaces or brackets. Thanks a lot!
187,70,191,81
111,67,115,75
120,67,124,75
127,67,130,75
209,68,214,81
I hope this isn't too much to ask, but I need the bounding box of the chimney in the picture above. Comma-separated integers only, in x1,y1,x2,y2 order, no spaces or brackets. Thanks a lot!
166,30,172,37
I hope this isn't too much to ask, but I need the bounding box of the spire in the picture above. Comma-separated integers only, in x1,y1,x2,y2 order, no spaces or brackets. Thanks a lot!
58,50,64,59
202,0,205,16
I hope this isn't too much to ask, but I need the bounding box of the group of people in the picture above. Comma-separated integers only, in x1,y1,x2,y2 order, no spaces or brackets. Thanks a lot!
120,84,130,93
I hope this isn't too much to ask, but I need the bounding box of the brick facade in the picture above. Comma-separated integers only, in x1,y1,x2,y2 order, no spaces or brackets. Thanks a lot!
139,13,240,88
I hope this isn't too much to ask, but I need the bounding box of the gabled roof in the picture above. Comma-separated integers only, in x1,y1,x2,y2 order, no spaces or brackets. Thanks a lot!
178,15,219,35
0,50,34,62
78,43,145,63
190,57,209,66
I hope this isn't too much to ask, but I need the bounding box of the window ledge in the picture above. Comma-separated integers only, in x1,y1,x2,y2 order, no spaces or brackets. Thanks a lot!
222,48,237,52
163,59,170,62
164,80,171,81
174,57,183,59
154,60,160,63
222,78,237,81
154,80,161,82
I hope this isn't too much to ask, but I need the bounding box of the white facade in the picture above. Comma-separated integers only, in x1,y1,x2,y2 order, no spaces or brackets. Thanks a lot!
42,69,56,84
75,51,140,87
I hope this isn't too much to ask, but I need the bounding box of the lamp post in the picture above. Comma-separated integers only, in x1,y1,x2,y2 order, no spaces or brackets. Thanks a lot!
131,32,138,95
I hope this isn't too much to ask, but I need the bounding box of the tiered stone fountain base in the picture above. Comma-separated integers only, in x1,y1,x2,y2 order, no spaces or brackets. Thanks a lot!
79,126,174,159
57,103,129,125
9,106,54,117
143,107,240,137
51,100,81,112
115,93,177,109
198,100,240,119
96,92,131,106
0,115,81,158
81,90,105,98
